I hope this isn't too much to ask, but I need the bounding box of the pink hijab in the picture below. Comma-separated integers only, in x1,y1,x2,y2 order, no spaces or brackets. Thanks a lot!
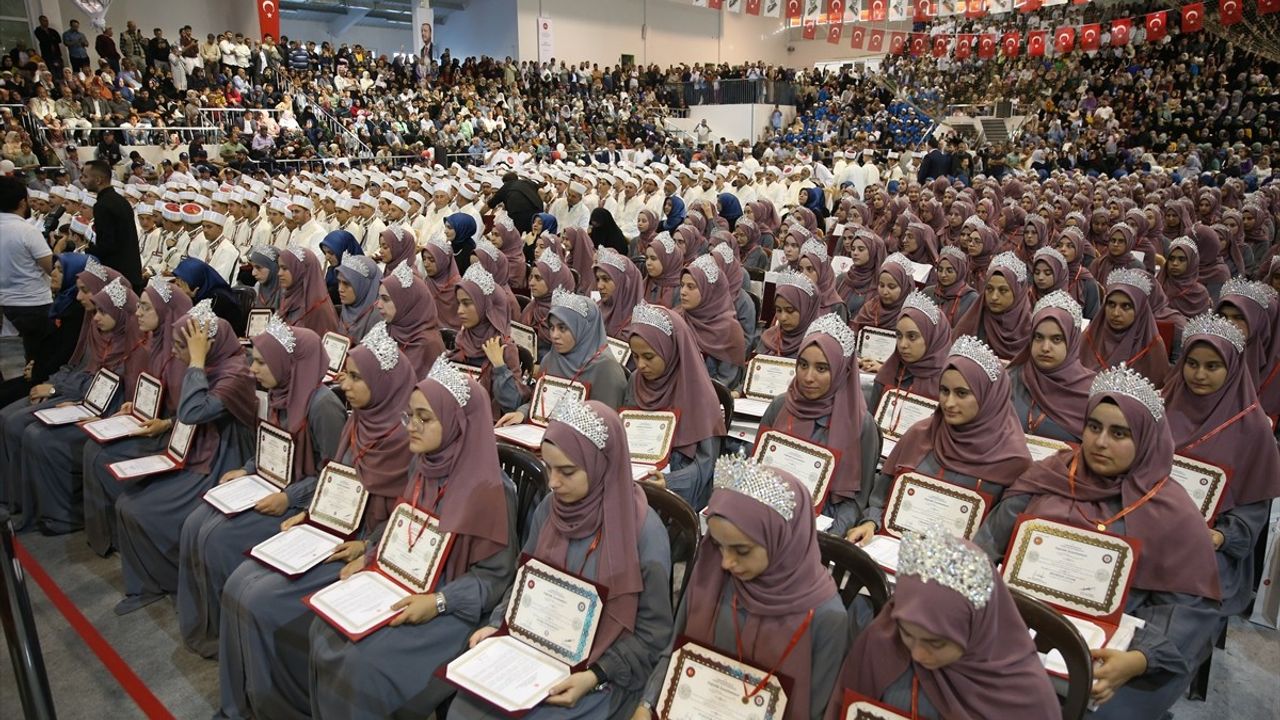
1010,297,1096,435
423,239,462,329
493,217,528,290
1159,237,1211,318
644,232,683,308
851,256,912,332
625,306,725,454
1081,271,1169,388
254,324,329,479
760,273,821,358
172,310,257,474
381,269,446,379
89,279,149,398
279,246,339,336
594,249,645,338
379,225,418,274
952,255,1032,361
563,226,597,293
875,298,952,400
339,338,415,525
677,258,745,368
143,278,192,415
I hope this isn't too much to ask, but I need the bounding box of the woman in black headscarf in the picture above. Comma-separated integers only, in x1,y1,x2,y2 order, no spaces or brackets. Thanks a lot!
588,207,629,256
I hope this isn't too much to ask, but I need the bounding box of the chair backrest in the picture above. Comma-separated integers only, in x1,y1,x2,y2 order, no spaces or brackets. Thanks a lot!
233,285,256,319
747,291,763,328
710,379,734,430
514,293,532,311
816,533,891,615
1011,590,1092,720
517,346,535,382
640,482,701,606
497,443,549,543
440,328,457,352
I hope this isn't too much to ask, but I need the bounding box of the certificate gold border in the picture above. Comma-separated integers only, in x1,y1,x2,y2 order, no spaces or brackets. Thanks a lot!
1006,519,1135,617
529,375,589,425
659,642,786,720
874,389,938,439
375,503,452,593
744,354,797,400
620,410,678,465
308,462,368,536
751,431,835,509
1025,434,1072,461
255,421,296,489
133,372,163,421
245,309,272,338
510,321,538,361
321,332,351,375
606,336,632,366
857,326,898,363
505,559,603,666
1170,454,1228,522
883,472,986,540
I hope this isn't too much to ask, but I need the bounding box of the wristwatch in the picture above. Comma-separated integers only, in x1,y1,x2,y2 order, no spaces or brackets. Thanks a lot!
435,592,448,616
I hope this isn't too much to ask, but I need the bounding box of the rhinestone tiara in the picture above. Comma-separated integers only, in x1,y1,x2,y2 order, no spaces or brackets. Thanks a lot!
102,277,127,309
898,530,994,610
631,303,673,336
989,251,1028,285
949,335,1001,382
549,398,608,450
1032,246,1067,272
882,251,914,276
84,256,109,282
262,313,296,353
940,245,967,265
653,231,677,255
427,356,471,408
902,290,941,326
1168,236,1198,259
800,237,829,263
551,287,594,318
1220,278,1279,311
286,244,308,262
595,247,630,273
461,263,496,296
391,261,415,289
146,275,173,303
1183,313,1246,354
341,253,374,278
1031,290,1084,330
774,269,816,296
711,243,735,265
689,254,720,284
360,322,401,371
1090,363,1164,422
805,313,856,358
250,243,280,262
427,231,451,252
537,248,564,274
713,455,797,522
187,298,219,338
1107,268,1153,297
474,237,501,261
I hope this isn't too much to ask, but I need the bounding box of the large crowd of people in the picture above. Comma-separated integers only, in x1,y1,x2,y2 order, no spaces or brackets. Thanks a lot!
0,5,1279,720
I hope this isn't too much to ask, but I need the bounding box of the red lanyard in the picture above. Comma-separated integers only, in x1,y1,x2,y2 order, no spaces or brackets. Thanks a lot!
347,423,399,466
1025,402,1047,434
1178,402,1258,453
730,595,813,703
406,475,446,551
1067,453,1166,532
910,675,920,720
1086,332,1157,370
575,529,602,576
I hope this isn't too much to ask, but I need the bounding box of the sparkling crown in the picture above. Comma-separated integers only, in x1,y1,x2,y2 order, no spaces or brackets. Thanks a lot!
1221,278,1278,311
187,299,219,338
341,253,374,278
902,290,941,326
537,248,564,274
551,287,594,317
392,225,411,245
84,256,109,282
391,261,415,289
427,231,451,252
474,237,501,261
461,263,496,296
714,455,797,522
286,244,308,262
989,251,1028,285
549,398,608,450
1032,290,1084,330
774,269,816,297
361,321,401,371
427,356,471,408
495,216,516,232
631,303,674,336
146,275,173,303
596,247,630,273
102,278,127,309
1183,313,1246,354
1168,236,1198,259
799,237,829,263
898,531,994,610
1107,268,1153,297
1032,246,1068,272
949,335,1002,382
882,251,914,276
262,314,296,353
805,313,856,358
690,255,721,284
711,243,735,265
250,243,280,262
940,245,968,265
1090,363,1164,422
653,231,677,255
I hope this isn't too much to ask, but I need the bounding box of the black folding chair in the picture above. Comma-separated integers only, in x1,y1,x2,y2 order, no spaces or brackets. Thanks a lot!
1011,590,1093,720
497,444,549,543
711,380,734,430
640,483,700,607
816,533,891,615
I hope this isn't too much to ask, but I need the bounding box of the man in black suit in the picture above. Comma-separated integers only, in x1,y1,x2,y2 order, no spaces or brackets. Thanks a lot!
486,172,544,234
916,136,951,183
82,160,143,290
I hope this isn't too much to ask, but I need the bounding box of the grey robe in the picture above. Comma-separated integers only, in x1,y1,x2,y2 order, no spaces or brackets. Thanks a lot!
865,452,1006,531
735,289,760,357
1009,370,1082,443
177,387,346,657
23,385,123,533
519,358,629,418
926,285,978,327
83,433,168,555
621,384,720,511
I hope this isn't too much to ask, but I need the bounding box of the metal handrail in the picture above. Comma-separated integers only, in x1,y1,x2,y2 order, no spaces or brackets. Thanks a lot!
0,510,56,720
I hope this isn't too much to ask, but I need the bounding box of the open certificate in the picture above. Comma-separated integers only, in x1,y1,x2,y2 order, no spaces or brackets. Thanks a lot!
244,309,271,338
529,375,590,425
874,389,938,458
751,431,838,510
657,642,787,720
81,372,164,442
1026,435,1073,463
605,336,632,366
622,409,679,479
36,369,121,425
857,327,897,364
321,332,351,381
249,462,368,577
202,474,279,516
202,422,296,515
107,420,196,480
446,558,605,713
510,322,539,363
841,691,910,720
737,355,797,417
864,473,990,574
1169,454,1228,523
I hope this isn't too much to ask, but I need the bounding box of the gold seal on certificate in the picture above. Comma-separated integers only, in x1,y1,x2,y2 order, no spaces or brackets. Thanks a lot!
873,389,938,458
606,336,632,366
862,473,990,574
841,690,910,720
106,420,196,480
736,355,797,418
622,409,679,479
247,463,368,577
857,327,898,364
1025,434,1073,462
36,368,122,426
81,372,164,442
320,332,351,381
1168,454,1228,523
510,321,539,364
657,642,787,720
202,422,297,515
751,430,837,510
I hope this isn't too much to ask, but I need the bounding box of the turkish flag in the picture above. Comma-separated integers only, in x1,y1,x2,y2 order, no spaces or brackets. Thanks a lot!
974,33,994,58
889,31,907,54
827,22,843,44
803,19,817,39
257,0,280,39
1219,0,1242,24
915,0,934,20
1002,31,1020,57
869,0,888,21
911,33,928,57
965,0,985,17
1027,30,1047,56
932,35,950,57
1146,11,1167,41
850,25,866,49
1111,18,1132,46
955,34,974,60
708,0,723,8
827,0,845,16
1053,26,1074,54
786,0,803,19
1261,0,1280,16
1080,24,1100,51
1015,0,1040,12
868,29,886,52
746,0,762,14
1181,3,1205,31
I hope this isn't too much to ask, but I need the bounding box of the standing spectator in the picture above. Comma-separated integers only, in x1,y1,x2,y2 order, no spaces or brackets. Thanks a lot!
288,41,311,73
486,172,545,233
95,26,121,73
81,159,143,289
95,130,124,168
33,16,62,72
119,21,146,71
147,27,171,72
0,177,54,372
63,19,90,72
200,33,221,73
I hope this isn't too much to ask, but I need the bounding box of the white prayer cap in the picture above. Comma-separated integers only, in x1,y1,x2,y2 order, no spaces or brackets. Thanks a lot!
388,195,410,212
161,202,182,222
622,175,640,188
28,189,49,201
457,184,478,201
336,197,356,212
181,203,204,223
349,174,367,188
407,191,427,207
212,191,230,204
135,202,155,216
179,190,197,202
432,181,452,194
200,180,218,192
268,197,293,216
190,194,212,209
568,181,587,196
203,211,227,226
289,195,314,212
69,215,90,235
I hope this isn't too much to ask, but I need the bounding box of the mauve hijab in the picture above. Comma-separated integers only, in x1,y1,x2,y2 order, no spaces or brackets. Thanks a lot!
953,259,1032,361
340,341,414,525
687,472,837,720
423,239,462,329
1081,273,1169,387
143,278,192,415
801,241,844,312
537,402,648,665
379,225,418,275
875,300,952,400
885,343,1032,487
773,326,867,499
644,233,683,310
678,259,745,367
473,238,519,312
836,231,886,304
852,256,912,332
173,312,257,474
382,269,446,380
760,274,821,358
254,325,328,479
1160,238,1211,319
452,268,525,417
1056,227,1097,310
842,536,1058,720
1007,392,1222,600
904,222,939,267
335,255,383,341
563,227,597,293
90,279,148,397
522,250,574,344
625,306,725,454
494,217,528,290
962,218,998,285
1089,222,1141,286
1011,299,1095,435
279,246,339,336
1192,223,1231,288
750,199,782,233
1029,246,1068,304
675,225,706,266
71,259,123,367
1216,281,1277,391
408,372,509,584
594,249,644,337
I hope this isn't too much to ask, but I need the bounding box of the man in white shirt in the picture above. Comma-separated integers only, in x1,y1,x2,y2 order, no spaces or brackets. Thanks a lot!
417,182,456,242
561,181,591,229
203,211,240,282
288,196,326,256
136,203,164,278
616,177,646,241
1,177,54,370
